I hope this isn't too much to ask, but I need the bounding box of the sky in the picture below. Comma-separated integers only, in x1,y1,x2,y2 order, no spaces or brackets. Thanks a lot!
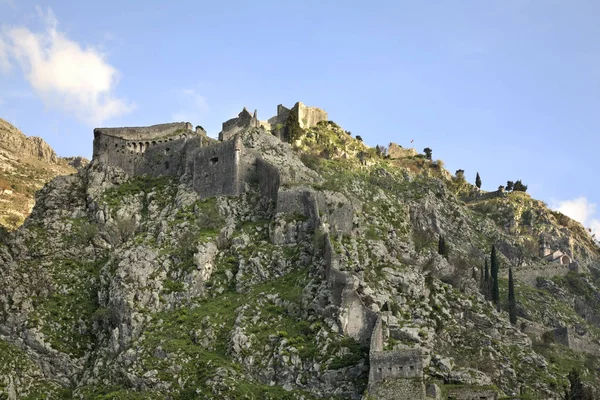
0,0,599,237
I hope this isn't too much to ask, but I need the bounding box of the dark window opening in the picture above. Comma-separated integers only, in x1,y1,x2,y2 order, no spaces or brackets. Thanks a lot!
210,156,219,165
165,148,170,154
409,366,415,370
165,161,169,170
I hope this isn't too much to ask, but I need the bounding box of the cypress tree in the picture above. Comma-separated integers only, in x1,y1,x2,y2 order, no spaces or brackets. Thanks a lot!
475,172,482,189
491,245,499,307
484,258,489,282
508,267,517,325
482,258,490,299
566,368,587,400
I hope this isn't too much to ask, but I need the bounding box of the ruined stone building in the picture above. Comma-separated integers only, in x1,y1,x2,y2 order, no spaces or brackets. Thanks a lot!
93,102,327,201
219,102,328,142
539,233,573,265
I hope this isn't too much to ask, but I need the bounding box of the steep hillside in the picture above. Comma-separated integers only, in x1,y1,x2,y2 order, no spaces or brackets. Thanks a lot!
0,118,83,230
0,120,599,399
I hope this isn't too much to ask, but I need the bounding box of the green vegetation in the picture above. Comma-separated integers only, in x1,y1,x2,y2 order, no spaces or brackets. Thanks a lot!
423,147,432,160
27,257,106,357
101,175,176,211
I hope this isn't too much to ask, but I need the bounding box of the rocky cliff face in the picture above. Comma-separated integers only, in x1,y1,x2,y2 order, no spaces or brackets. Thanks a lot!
0,119,59,163
0,122,599,399
0,118,84,230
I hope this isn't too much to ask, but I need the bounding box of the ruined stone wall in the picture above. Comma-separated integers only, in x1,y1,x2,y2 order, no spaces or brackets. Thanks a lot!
220,109,261,141
370,316,384,352
323,234,377,343
388,143,417,159
255,157,280,206
294,102,328,129
193,137,242,199
553,328,600,356
368,378,426,400
500,264,571,286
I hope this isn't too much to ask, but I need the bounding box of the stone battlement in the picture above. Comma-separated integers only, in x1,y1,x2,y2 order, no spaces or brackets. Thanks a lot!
91,101,325,202
94,122,194,141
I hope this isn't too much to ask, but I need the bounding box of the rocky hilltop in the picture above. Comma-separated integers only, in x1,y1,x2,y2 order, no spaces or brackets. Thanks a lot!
0,118,86,230
0,104,599,399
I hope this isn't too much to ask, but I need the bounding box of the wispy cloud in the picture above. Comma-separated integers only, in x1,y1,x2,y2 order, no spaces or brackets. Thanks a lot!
0,7,134,126
171,88,209,124
0,36,10,72
0,0,16,10
552,196,600,239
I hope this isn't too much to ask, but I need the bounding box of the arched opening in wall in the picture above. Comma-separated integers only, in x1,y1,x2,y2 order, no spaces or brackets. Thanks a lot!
165,148,170,154
210,156,218,165
139,142,144,152
133,143,137,152
115,143,118,148
152,141,156,146
165,161,169,170
560,255,571,265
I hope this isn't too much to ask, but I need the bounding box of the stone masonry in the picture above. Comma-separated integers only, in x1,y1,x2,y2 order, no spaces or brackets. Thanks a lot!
93,121,279,201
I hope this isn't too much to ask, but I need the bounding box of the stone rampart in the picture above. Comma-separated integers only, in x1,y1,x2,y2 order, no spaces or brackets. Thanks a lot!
367,377,426,400
553,327,600,356
220,108,261,141
192,136,243,199
499,264,571,286
255,157,280,205
94,122,192,141
388,143,417,159
369,316,424,386
323,234,377,343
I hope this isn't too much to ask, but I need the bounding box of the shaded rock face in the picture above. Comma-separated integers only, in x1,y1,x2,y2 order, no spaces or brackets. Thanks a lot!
62,156,90,171
0,122,599,400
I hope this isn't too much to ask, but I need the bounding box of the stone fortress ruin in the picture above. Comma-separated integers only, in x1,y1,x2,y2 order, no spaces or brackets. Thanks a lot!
92,101,502,399
92,102,327,201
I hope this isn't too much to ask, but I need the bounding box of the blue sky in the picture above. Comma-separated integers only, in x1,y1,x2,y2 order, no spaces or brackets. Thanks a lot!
1,0,599,236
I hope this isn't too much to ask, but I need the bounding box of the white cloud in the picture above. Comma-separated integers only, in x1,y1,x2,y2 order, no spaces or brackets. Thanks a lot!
171,88,209,124
0,7,133,125
552,196,600,239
